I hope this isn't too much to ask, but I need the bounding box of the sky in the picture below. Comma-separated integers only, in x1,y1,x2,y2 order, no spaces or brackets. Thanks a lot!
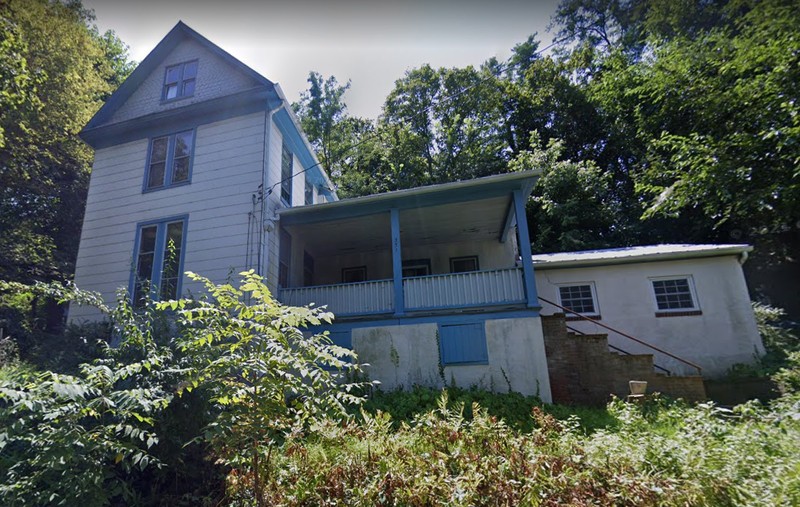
84,0,561,119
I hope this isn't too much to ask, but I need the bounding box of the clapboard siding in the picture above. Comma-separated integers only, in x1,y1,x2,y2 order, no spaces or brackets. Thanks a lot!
72,112,268,320
109,38,260,125
83,172,260,216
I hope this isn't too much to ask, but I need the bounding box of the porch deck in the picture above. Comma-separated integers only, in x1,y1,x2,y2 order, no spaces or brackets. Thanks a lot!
279,267,526,317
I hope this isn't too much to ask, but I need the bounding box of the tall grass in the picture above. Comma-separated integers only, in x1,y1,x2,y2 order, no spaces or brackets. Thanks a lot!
228,389,800,506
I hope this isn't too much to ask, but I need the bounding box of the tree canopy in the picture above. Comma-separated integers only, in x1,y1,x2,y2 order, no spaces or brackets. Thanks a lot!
0,0,133,287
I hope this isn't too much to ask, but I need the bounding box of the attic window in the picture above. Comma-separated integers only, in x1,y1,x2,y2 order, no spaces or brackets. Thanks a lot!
163,60,198,100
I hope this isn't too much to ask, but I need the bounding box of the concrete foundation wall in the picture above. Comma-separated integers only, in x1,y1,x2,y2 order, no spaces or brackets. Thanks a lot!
351,316,552,402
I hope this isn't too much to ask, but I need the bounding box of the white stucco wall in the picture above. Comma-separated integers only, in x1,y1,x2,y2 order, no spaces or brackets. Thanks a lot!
534,255,764,377
351,316,552,401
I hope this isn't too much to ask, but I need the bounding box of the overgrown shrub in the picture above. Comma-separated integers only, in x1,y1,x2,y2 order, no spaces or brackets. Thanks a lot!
361,385,617,433
0,272,369,506
725,302,799,380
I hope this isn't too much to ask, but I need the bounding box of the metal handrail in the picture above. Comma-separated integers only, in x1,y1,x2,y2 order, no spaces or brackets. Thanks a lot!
565,323,672,375
540,296,702,375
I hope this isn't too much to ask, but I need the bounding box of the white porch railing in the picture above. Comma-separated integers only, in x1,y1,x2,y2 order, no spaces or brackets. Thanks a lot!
279,279,394,316
404,268,525,310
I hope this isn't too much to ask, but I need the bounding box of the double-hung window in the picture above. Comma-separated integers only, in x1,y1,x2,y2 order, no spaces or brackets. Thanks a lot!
162,60,198,100
281,143,293,205
145,130,194,191
279,229,292,287
304,179,314,205
650,276,700,315
132,217,187,307
450,256,479,273
557,283,600,317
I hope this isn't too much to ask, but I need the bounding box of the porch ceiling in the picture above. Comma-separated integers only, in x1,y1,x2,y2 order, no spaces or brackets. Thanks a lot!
283,194,512,256
399,195,510,245
284,213,391,256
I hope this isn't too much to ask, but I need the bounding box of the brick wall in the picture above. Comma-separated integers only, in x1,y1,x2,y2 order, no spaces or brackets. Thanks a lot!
543,314,706,406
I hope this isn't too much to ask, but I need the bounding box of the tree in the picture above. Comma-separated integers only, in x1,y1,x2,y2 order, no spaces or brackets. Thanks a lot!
511,132,621,252
292,71,351,172
0,0,133,331
167,271,367,506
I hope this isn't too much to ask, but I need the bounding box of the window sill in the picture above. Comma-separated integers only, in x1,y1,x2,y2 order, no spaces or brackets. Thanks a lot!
442,361,490,367
160,95,195,105
565,314,601,321
143,181,191,194
655,310,702,318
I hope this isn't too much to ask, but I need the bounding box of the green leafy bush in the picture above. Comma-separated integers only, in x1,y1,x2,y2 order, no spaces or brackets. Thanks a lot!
361,385,617,433
0,272,370,506
164,271,369,506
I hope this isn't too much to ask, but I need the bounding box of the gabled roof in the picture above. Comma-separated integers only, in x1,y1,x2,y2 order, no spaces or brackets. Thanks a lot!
83,21,273,132
531,244,753,269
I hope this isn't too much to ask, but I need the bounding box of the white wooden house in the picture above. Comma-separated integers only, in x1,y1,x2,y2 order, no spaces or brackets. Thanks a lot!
71,23,764,404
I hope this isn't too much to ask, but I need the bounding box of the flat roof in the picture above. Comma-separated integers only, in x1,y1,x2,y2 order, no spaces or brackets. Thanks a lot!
531,244,752,269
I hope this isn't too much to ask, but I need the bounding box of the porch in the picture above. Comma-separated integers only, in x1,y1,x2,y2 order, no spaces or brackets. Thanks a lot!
276,171,541,319
280,267,526,317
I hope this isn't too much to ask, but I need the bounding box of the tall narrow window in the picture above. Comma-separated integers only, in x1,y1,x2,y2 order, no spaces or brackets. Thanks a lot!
132,217,187,307
304,179,314,205
303,250,314,286
281,144,293,205
145,130,194,191
279,229,292,287
163,60,198,100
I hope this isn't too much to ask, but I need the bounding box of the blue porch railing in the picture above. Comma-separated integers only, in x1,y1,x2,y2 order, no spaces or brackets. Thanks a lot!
279,267,526,317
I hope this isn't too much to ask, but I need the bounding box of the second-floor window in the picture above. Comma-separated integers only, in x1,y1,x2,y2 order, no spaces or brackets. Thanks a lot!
145,130,194,191
281,143,293,205
163,60,198,100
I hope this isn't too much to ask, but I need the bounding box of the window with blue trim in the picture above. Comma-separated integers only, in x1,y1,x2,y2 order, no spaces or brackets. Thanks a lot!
145,130,194,191
132,217,186,307
280,143,293,205
439,323,488,365
162,60,197,100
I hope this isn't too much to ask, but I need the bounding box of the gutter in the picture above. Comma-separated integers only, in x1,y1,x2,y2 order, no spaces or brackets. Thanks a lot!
532,245,754,270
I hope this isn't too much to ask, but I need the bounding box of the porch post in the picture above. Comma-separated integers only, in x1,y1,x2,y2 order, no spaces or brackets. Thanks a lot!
390,207,405,316
513,189,539,308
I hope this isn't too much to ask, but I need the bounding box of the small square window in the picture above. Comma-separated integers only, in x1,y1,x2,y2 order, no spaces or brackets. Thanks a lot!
162,60,198,101
439,323,488,365
557,283,599,316
450,256,479,273
342,266,366,283
650,277,699,312
402,259,431,277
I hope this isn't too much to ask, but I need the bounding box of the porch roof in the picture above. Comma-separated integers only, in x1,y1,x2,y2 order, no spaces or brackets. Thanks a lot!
278,170,540,226
277,171,540,255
